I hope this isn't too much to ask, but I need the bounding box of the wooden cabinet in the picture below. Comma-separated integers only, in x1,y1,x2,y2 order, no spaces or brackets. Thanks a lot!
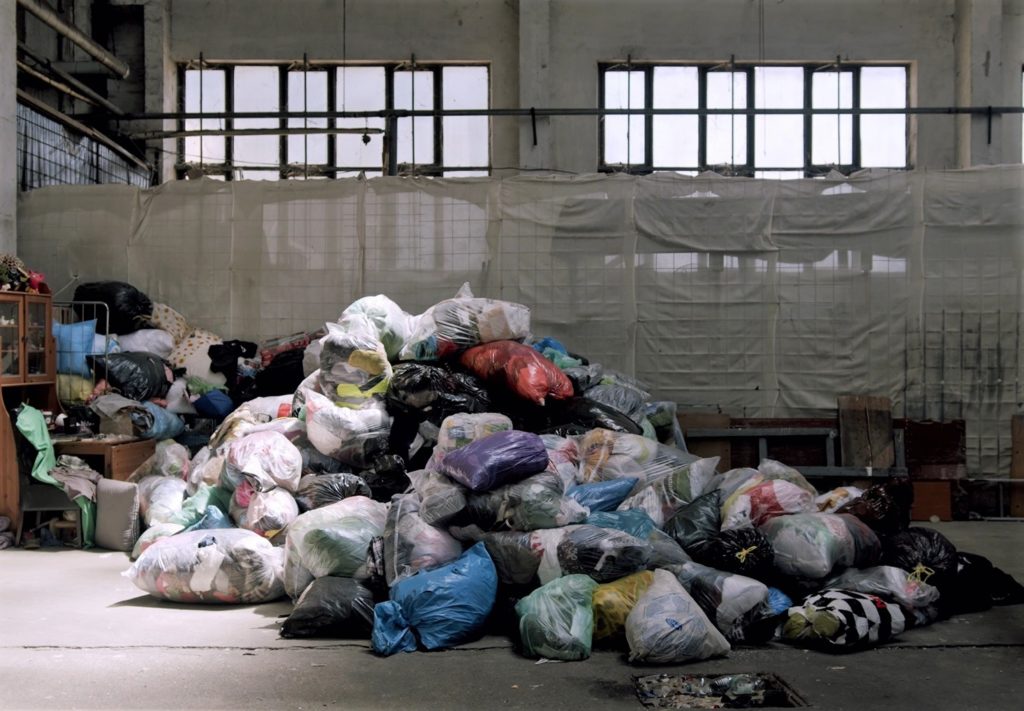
0,292,59,523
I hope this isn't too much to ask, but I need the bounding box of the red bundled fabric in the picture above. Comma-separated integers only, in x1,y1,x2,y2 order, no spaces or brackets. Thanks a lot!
459,341,574,406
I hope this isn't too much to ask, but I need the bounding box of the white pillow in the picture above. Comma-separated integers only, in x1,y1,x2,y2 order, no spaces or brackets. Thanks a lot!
117,328,176,359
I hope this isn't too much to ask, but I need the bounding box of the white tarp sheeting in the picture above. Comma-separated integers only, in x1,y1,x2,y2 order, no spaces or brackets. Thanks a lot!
17,167,1024,475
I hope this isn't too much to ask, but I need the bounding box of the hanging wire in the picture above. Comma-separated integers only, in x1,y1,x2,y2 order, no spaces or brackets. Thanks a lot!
411,53,417,174
198,52,204,169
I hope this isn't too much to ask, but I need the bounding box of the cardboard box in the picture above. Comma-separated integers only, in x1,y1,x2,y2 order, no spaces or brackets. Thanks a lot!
911,480,952,521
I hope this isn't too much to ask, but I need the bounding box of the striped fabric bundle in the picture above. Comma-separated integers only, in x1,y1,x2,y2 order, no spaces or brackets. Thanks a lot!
782,589,906,650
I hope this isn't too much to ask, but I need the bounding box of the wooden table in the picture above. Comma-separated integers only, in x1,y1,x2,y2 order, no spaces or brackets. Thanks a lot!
52,436,156,481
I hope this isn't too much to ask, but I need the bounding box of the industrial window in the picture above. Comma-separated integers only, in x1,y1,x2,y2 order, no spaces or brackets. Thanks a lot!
599,63,909,177
178,63,490,179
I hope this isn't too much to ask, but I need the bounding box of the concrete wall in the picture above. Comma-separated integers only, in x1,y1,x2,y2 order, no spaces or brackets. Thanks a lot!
166,0,521,175
1,0,15,254
11,0,1024,182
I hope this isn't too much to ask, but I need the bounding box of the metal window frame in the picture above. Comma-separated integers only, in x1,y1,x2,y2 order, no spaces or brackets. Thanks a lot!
598,61,910,177
176,61,491,180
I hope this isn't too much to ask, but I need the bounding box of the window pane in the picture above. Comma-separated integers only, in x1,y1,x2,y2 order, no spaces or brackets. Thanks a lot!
861,67,907,167
653,66,698,166
287,70,328,167
443,170,489,177
812,71,853,165
707,72,747,165
754,67,803,167
234,66,280,172
337,66,386,168
237,169,279,181
184,69,226,163
755,170,804,180
603,70,645,165
396,70,435,165
443,66,489,167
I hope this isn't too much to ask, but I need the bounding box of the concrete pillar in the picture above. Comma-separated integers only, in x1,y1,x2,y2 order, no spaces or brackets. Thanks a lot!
142,0,174,182
955,0,1005,167
519,0,552,171
1,0,16,255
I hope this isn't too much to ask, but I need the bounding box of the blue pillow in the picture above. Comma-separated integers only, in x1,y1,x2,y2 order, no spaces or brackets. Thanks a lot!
52,319,98,377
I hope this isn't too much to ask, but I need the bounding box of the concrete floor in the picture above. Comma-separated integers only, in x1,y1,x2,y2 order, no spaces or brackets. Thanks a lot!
1,522,1022,711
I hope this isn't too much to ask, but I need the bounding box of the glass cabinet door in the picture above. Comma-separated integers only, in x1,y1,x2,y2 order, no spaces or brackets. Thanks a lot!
0,298,21,379
25,298,48,378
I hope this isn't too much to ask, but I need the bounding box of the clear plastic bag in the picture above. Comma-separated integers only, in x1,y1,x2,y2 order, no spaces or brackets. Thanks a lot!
407,468,468,526
721,479,816,530
516,574,599,660
576,429,704,498
340,294,416,362
553,524,653,584
124,528,285,604
663,489,722,552
625,568,731,663
592,570,655,642
129,440,191,483
223,430,303,494
826,565,940,609
283,496,388,599
317,317,392,408
304,390,392,469
430,413,513,465
540,433,579,489
229,484,299,538
399,284,531,361
760,513,881,580
466,469,589,531
383,493,463,586
137,475,187,526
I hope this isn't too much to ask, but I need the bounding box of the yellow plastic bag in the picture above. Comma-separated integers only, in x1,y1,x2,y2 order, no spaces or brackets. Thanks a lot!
592,570,654,642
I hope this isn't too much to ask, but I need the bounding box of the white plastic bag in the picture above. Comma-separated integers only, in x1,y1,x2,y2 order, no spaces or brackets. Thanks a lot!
224,430,303,493
626,568,730,663
304,390,392,468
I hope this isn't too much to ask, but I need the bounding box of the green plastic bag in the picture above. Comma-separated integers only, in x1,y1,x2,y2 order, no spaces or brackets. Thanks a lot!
516,574,599,660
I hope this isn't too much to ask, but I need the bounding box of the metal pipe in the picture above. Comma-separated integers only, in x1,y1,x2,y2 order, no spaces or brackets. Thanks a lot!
16,59,126,116
18,41,125,115
111,105,1024,122
17,0,130,80
135,126,385,140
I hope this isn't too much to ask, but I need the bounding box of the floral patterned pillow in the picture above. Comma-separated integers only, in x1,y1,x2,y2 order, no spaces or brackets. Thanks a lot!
149,302,190,344
169,328,226,387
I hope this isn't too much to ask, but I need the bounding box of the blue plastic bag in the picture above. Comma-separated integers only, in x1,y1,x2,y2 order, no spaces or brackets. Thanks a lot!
566,478,638,512
371,542,498,655
586,509,657,540
194,390,235,420
184,505,232,532
765,587,793,617
131,401,185,439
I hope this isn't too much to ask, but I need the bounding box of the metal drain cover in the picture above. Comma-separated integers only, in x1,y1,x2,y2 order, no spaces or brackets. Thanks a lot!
634,672,809,709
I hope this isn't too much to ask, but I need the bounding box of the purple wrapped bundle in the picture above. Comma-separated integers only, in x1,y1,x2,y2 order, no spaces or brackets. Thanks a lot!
440,430,549,492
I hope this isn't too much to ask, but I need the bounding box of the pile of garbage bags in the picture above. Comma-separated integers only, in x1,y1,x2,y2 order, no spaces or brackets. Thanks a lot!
118,284,1024,664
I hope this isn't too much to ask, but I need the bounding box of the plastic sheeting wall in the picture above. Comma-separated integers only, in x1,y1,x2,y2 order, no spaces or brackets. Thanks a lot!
16,167,1024,475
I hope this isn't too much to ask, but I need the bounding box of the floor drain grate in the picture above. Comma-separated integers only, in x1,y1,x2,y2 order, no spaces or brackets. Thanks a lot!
634,672,809,709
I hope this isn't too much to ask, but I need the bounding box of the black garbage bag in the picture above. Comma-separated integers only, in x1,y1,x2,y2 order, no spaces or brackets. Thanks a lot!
689,527,775,580
255,349,306,396
87,352,171,401
556,525,653,583
504,396,643,436
836,477,913,537
74,281,153,335
583,381,649,423
940,551,1024,616
361,454,411,503
294,472,372,513
386,363,491,423
663,490,722,551
279,576,376,639
882,527,958,592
